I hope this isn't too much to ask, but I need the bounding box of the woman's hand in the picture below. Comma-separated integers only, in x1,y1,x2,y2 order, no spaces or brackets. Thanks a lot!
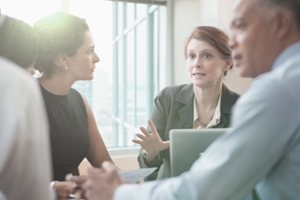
132,119,170,162
54,181,77,198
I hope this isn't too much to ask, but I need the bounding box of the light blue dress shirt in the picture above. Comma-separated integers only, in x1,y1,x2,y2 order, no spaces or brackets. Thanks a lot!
114,41,300,200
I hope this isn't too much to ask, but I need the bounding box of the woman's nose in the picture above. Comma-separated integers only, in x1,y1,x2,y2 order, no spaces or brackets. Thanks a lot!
192,58,201,68
94,53,100,63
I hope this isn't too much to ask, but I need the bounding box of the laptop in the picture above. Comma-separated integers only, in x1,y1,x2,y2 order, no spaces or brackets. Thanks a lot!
170,128,230,177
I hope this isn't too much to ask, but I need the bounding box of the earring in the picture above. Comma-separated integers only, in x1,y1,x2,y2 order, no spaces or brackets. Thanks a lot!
65,66,68,70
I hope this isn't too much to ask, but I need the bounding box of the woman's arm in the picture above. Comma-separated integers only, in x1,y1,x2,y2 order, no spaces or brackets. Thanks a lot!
136,89,170,169
80,94,114,168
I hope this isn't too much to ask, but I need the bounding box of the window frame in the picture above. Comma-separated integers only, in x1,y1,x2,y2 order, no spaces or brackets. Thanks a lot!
111,1,172,150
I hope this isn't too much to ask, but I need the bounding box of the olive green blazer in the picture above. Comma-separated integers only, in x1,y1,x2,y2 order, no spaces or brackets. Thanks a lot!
138,83,240,180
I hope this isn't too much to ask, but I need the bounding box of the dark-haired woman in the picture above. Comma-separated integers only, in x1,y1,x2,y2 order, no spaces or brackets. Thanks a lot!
33,12,114,198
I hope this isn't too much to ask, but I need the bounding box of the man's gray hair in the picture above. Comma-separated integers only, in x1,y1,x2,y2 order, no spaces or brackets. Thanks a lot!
259,0,300,31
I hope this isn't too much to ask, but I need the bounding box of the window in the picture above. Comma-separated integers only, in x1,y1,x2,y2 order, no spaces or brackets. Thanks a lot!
1,0,168,149
70,0,168,148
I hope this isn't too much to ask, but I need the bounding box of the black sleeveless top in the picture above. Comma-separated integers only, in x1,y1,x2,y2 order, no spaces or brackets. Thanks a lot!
40,86,90,181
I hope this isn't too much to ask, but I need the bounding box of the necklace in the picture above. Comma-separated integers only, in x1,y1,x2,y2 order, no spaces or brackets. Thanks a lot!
197,109,215,127
194,91,220,128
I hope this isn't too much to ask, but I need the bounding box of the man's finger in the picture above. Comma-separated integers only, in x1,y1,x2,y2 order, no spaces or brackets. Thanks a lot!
102,161,118,173
87,167,104,176
66,174,88,185
75,190,84,200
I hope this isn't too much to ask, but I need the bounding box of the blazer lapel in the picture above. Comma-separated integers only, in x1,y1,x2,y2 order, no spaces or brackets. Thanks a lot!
215,84,239,128
215,113,229,128
176,84,194,129
220,84,237,114
178,101,193,128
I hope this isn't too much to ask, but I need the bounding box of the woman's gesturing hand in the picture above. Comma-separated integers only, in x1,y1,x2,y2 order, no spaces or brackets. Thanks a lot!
132,119,170,162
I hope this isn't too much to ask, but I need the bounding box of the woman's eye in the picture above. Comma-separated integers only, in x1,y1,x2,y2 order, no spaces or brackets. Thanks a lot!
203,53,211,59
188,54,195,59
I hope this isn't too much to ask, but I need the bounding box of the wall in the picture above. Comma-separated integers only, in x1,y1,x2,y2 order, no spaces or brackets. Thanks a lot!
172,0,252,94
79,156,139,175
79,147,140,174
173,0,201,86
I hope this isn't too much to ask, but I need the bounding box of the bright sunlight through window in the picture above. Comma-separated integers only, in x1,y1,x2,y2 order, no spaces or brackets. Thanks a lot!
1,0,167,149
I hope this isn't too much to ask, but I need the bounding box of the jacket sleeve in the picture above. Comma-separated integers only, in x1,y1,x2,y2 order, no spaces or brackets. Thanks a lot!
137,88,170,169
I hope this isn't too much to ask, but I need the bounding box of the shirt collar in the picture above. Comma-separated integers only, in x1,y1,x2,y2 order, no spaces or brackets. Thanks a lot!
271,41,300,71
193,90,222,128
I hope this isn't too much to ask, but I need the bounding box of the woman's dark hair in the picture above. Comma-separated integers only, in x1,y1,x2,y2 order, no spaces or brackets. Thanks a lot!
33,12,89,77
0,15,38,69
184,26,232,76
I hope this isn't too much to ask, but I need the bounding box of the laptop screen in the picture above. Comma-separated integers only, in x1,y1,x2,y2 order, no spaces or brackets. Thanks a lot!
170,128,230,177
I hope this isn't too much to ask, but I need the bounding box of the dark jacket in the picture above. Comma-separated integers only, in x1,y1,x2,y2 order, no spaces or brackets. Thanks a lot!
138,83,240,180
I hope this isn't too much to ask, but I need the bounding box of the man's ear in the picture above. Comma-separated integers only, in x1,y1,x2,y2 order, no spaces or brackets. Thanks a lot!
274,10,293,39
